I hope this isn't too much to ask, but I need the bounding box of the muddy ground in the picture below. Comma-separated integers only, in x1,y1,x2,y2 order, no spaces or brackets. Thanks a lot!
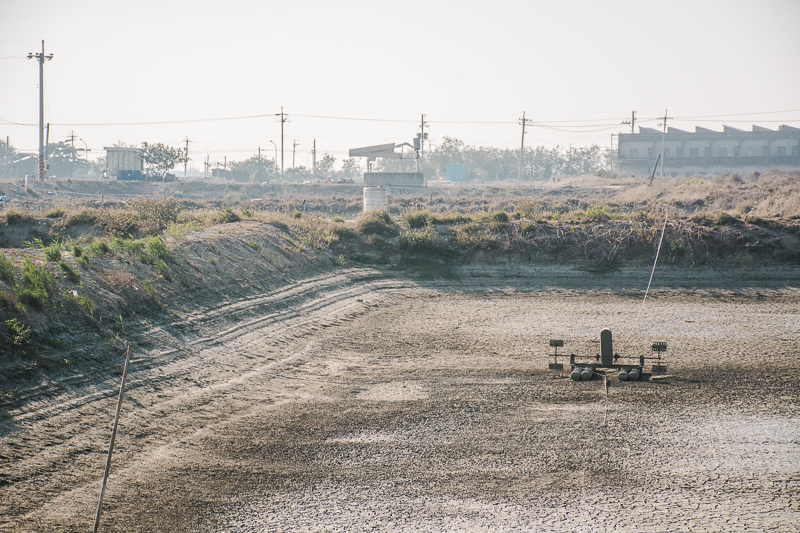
1,265,799,532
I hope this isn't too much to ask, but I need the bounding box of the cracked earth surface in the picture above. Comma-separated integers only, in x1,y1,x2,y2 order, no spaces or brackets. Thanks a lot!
2,267,799,532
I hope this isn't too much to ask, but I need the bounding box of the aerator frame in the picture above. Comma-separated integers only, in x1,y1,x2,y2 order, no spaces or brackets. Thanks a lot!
548,328,667,381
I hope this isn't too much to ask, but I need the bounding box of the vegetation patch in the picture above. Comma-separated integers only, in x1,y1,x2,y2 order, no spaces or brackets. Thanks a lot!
14,258,58,310
216,205,241,224
356,210,398,237
59,209,100,228
0,252,14,282
43,245,62,262
716,211,741,226
57,260,81,283
5,318,33,357
298,218,337,250
402,210,433,229
4,210,34,225
130,197,182,234
400,226,440,252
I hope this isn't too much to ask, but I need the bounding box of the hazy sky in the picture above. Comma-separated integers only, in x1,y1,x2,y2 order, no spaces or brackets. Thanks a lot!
1,0,799,170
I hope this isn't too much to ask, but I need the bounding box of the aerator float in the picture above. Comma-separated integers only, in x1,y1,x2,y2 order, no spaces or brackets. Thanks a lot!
548,328,667,381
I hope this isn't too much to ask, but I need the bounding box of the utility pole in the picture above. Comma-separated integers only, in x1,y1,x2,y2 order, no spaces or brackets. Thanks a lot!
312,139,316,174
66,131,77,161
621,111,636,134
183,136,191,178
258,146,261,159
518,111,533,182
276,107,290,174
658,109,672,177
28,40,53,181
414,114,428,176
292,139,299,169
45,123,50,176
420,114,427,159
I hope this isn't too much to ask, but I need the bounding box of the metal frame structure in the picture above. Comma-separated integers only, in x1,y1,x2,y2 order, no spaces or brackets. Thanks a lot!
548,328,667,382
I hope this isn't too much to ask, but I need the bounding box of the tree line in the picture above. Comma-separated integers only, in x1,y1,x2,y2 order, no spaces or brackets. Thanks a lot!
0,136,615,181
376,136,615,181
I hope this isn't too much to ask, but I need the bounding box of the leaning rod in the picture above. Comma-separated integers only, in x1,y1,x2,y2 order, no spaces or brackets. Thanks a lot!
93,342,132,533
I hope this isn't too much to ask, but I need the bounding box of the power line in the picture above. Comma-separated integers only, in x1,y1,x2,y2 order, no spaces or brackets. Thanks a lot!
1,108,799,129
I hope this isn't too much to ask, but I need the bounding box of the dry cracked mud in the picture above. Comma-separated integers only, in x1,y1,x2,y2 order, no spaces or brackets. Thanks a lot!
1,266,799,532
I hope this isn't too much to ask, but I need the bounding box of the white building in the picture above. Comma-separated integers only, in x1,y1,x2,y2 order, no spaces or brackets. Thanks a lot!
104,147,143,179
618,125,800,175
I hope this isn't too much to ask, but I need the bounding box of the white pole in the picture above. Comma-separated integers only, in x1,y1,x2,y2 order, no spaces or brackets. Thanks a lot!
93,342,132,533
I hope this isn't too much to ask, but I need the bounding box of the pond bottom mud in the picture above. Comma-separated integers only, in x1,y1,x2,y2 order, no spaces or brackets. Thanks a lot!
2,268,799,532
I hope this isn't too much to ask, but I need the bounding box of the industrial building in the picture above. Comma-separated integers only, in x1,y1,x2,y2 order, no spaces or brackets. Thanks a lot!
617,125,800,175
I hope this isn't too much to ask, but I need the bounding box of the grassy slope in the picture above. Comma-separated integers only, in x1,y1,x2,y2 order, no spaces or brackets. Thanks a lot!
0,171,799,393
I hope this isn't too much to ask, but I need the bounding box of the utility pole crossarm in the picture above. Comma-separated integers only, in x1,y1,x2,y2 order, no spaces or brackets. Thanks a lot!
621,111,636,134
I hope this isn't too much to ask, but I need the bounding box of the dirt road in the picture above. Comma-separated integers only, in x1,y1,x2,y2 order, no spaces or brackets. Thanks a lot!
2,266,799,532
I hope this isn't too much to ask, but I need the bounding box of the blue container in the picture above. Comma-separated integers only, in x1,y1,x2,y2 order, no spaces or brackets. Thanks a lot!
117,170,143,181
446,163,468,181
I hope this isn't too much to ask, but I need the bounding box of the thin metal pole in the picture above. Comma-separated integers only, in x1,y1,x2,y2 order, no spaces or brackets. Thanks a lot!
603,374,609,427
660,109,667,177
38,41,45,180
518,111,526,182
93,342,132,533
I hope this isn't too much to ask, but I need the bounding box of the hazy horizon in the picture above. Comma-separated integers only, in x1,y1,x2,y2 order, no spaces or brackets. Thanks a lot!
1,0,799,169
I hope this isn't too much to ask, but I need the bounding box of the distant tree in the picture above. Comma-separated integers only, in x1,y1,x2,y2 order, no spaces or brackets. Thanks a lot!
340,158,364,179
419,137,610,182
425,136,465,178
0,139,18,178
141,142,187,178
525,146,563,180
283,166,312,181
560,145,605,176
87,157,106,178
47,141,90,178
228,156,279,183
314,154,336,178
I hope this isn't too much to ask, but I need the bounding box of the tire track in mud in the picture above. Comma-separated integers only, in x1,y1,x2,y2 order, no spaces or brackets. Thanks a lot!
0,268,416,527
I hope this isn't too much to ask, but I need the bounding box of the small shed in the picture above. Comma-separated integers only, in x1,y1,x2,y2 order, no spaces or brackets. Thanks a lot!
105,147,143,179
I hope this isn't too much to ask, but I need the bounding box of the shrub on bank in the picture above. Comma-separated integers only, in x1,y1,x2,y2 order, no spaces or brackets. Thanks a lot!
399,226,439,252
0,252,14,282
402,210,432,229
14,258,57,310
356,210,398,237
516,198,540,220
130,197,182,234
216,205,241,224
4,210,34,225
716,211,741,226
